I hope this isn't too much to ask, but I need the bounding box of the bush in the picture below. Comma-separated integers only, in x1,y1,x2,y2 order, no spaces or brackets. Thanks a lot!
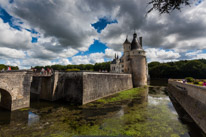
194,80,199,84
66,68,80,72
185,77,194,82
199,82,203,85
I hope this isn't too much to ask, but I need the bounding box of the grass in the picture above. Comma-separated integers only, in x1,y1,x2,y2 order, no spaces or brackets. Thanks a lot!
187,82,205,87
96,86,147,104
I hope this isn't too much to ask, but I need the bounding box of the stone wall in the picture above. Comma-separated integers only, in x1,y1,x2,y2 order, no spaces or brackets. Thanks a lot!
31,71,133,104
168,80,206,133
30,76,54,101
168,80,206,105
82,72,133,104
0,71,33,111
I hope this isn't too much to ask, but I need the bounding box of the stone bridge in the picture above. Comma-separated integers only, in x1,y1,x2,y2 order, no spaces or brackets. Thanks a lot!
0,70,133,111
0,71,33,111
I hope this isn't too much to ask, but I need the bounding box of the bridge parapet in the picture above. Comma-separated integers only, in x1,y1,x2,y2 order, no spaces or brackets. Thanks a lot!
168,79,206,133
0,70,33,111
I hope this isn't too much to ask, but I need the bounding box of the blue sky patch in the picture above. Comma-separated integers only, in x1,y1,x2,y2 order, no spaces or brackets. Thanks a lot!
32,37,38,43
9,0,14,3
26,28,39,34
0,7,22,30
76,40,108,56
92,17,118,33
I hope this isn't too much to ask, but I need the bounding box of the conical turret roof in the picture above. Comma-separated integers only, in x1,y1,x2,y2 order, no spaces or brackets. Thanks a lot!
123,38,130,44
131,33,142,50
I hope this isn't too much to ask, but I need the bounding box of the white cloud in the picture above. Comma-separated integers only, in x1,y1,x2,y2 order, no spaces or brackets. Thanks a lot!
185,50,202,57
71,52,105,64
0,47,25,59
5,60,20,67
105,48,122,59
21,59,53,68
197,54,206,59
146,48,180,62
27,36,78,60
89,52,105,63
19,58,72,69
185,50,206,60
0,18,32,50
54,58,71,65
71,56,90,64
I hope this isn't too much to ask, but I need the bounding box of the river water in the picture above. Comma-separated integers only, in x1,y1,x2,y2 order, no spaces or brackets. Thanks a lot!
0,79,205,137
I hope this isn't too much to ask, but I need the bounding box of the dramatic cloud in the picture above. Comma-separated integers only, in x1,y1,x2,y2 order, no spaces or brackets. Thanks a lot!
99,0,206,52
0,0,206,68
3,0,98,51
0,18,32,50
28,39,78,60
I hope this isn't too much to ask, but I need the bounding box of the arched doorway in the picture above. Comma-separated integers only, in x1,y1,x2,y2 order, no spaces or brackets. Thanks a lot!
0,89,12,110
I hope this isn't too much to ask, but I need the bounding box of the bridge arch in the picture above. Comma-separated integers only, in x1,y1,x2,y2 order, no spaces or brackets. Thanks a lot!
0,88,12,110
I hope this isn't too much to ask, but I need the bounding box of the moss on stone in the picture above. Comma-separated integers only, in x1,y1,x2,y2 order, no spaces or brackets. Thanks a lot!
96,87,146,104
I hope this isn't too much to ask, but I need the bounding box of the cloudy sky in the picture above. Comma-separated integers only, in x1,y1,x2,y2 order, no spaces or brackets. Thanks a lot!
0,0,205,69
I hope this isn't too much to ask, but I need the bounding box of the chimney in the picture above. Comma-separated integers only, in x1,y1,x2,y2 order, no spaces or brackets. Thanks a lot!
139,37,142,47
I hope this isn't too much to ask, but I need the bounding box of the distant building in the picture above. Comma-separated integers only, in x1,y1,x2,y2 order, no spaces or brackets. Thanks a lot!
110,32,148,87
110,54,124,73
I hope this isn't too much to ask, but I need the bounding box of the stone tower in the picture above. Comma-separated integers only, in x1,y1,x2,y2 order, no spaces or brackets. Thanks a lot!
123,33,147,87
123,36,131,73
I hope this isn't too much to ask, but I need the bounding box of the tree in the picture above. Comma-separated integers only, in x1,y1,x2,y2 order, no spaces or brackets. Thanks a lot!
148,59,206,79
148,0,191,14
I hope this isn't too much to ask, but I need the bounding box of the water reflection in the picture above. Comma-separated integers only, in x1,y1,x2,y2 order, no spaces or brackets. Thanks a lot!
0,109,28,125
28,112,40,126
0,109,39,126
148,95,170,105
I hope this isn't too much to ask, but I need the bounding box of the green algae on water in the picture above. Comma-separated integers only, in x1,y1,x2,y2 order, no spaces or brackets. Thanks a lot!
0,87,190,137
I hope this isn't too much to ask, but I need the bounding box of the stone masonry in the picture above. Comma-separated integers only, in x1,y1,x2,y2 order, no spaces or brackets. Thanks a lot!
168,79,206,133
0,71,33,111
31,71,133,104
